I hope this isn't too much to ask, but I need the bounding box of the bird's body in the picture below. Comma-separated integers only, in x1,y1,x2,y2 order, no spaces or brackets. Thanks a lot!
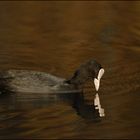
0,59,104,94
0,70,81,94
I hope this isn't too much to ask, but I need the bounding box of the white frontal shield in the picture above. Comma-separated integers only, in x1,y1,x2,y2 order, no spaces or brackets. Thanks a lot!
94,68,104,91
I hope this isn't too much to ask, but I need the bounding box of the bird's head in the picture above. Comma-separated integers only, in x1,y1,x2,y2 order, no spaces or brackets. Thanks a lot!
65,59,105,91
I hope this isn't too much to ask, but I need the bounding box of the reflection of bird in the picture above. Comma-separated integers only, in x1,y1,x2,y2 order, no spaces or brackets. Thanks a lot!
72,92,101,120
0,59,104,94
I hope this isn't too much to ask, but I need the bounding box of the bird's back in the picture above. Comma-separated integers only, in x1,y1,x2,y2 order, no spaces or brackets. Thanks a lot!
0,70,73,94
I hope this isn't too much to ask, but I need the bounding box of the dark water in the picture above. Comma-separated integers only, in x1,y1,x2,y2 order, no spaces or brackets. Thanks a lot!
0,1,140,139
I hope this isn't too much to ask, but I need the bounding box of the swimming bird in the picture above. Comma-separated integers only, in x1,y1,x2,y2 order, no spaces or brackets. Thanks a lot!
0,59,104,94
0,59,105,117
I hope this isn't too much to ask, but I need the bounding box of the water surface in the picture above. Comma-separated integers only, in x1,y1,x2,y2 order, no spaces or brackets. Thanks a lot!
0,1,140,139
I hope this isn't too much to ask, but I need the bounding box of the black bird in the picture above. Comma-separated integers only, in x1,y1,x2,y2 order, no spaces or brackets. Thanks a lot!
0,59,104,94
0,59,105,117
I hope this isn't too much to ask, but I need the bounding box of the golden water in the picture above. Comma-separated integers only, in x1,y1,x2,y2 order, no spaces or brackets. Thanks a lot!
0,1,140,139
